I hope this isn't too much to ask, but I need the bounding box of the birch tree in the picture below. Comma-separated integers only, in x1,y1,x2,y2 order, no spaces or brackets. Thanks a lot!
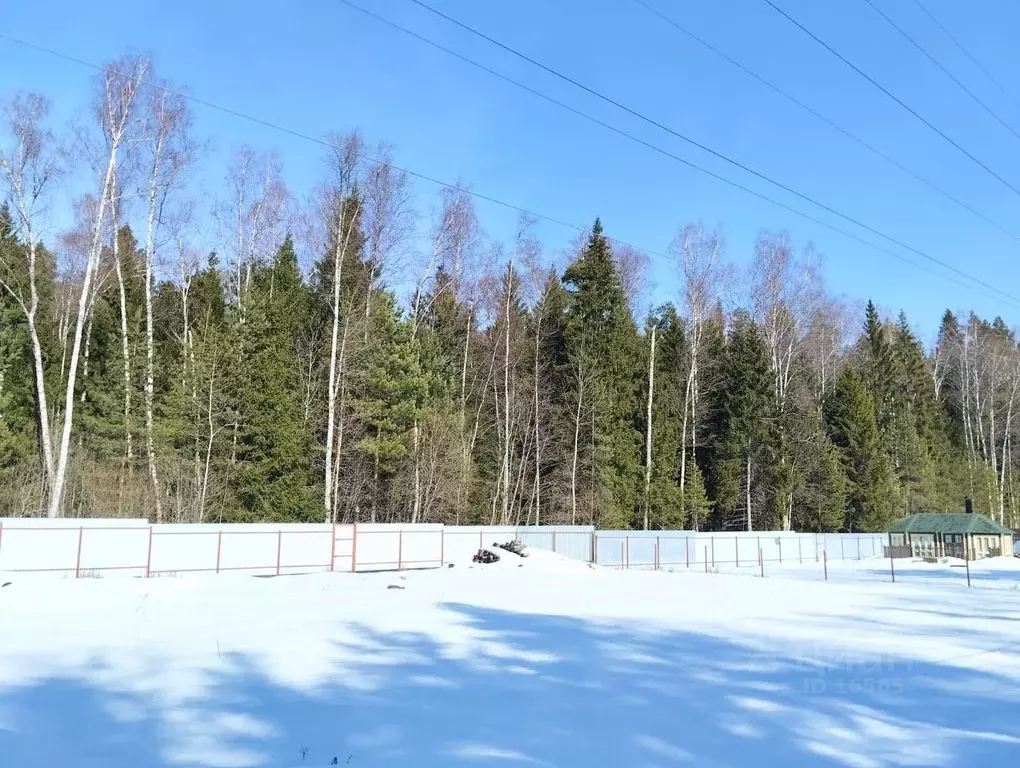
672,223,725,528
320,131,362,523
750,231,821,530
49,56,149,518
0,93,64,496
138,78,195,522
362,144,414,326
221,147,289,466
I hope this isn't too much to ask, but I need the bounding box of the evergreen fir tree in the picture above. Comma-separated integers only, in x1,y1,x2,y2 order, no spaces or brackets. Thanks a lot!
562,219,642,528
825,368,897,531
351,291,428,521
645,306,686,528
232,236,318,521
710,311,773,529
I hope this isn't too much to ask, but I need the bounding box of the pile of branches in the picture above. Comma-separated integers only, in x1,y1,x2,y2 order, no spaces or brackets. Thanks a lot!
472,549,501,564
495,540,527,557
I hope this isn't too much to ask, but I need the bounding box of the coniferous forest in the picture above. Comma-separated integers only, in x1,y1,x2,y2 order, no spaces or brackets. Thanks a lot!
1,58,1017,532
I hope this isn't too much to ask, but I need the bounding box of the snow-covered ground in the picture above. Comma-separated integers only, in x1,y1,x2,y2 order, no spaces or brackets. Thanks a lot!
2,547,1019,767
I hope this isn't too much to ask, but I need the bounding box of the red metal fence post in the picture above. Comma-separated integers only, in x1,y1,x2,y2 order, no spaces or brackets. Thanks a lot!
215,530,223,574
145,525,153,578
276,530,283,576
351,522,358,574
75,526,84,579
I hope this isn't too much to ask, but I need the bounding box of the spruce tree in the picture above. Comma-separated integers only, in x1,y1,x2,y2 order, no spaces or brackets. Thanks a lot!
562,219,642,528
645,306,686,528
710,311,773,530
351,291,427,521
800,432,850,532
232,236,318,522
825,368,897,531
0,205,36,502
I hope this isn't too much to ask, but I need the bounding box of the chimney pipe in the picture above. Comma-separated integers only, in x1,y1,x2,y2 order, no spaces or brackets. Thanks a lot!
965,497,974,515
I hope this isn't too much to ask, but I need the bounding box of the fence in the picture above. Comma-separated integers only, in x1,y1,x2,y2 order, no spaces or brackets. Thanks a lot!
0,518,886,579
0,519,597,579
592,531,885,571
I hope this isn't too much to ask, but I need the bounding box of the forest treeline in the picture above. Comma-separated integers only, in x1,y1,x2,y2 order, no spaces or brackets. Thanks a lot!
1,56,1017,531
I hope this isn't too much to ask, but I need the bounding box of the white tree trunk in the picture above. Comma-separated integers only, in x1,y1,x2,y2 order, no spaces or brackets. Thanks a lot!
643,325,656,530
571,372,584,526
24,238,55,488
501,258,513,526
746,452,753,532
532,311,542,526
112,186,134,481
48,154,118,517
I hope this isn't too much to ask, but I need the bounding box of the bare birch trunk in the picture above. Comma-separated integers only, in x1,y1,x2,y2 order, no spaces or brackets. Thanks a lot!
746,451,753,532
571,373,583,526
643,325,656,530
111,178,134,482
501,259,513,526
199,360,217,523
49,156,117,517
49,57,146,518
0,94,59,489
533,312,542,526
143,163,163,523
323,199,360,522
457,311,472,521
79,311,94,405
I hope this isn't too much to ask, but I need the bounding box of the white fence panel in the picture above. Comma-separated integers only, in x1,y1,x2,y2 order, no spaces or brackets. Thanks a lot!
0,517,890,580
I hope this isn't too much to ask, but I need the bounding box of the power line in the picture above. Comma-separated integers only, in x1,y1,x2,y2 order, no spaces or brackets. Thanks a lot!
859,0,1020,143
393,0,1020,304
0,27,1016,308
0,33,661,261
632,0,1020,242
910,0,1020,117
760,0,1020,199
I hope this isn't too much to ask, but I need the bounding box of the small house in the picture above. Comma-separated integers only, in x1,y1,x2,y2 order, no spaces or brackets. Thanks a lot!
886,513,1012,560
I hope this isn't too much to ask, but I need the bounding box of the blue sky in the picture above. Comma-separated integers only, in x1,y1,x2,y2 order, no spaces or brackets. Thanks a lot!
3,0,1020,339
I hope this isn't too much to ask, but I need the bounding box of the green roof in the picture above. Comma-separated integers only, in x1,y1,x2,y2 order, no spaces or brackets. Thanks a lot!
888,513,1012,535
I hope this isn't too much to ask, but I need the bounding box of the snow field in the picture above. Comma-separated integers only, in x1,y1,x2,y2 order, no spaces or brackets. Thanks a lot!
1,547,1019,767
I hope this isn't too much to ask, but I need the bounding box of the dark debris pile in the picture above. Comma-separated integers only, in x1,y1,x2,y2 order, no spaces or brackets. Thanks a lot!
495,540,528,557
472,549,501,564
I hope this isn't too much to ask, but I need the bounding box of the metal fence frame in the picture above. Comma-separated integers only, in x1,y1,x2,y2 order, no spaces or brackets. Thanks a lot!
0,520,891,580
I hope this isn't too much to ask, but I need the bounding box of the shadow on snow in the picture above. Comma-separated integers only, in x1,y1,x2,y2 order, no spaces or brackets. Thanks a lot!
2,602,1019,767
